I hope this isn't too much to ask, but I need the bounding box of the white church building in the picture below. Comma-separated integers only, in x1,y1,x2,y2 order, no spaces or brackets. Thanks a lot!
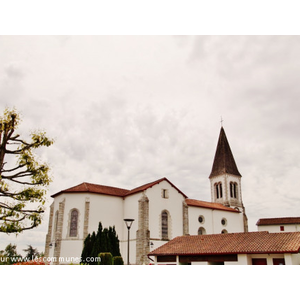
44,127,248,264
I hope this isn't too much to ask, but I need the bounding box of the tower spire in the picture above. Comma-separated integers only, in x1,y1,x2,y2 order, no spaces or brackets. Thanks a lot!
209,127,241,179
209,126,248,232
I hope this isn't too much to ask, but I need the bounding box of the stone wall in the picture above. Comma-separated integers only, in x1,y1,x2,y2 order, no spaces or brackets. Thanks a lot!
44,203,54,257
53,199,65,265
136,193,150,265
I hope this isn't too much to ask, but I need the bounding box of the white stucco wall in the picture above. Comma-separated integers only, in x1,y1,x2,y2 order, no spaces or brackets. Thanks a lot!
48,192,125,264
121,191,140,264
181,253,300,265
188,206,244,235
257,224,300,233
147,180,185,239
121,180,186,264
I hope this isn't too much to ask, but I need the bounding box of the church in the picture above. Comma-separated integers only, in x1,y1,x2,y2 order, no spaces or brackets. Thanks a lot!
44,126,248,264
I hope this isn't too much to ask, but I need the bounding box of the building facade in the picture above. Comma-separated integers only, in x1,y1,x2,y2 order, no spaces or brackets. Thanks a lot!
44,127,248,264
256,217,300,233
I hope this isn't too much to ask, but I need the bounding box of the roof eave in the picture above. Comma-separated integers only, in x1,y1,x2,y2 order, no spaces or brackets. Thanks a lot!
149,249,300,257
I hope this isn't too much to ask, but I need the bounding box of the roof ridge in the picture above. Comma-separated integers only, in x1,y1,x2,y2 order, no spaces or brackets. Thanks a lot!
125,177,188,198
129,177,166,191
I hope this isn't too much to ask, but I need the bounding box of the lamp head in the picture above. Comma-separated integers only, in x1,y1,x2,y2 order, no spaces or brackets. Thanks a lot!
124,218,134,229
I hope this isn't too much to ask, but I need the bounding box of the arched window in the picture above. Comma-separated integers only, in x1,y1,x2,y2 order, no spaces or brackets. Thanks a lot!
219,183,223,198
230,182,238,198
161,211,169,240
215,182,223,199
69,209,78,237
198,227,206,235
221,229,228,234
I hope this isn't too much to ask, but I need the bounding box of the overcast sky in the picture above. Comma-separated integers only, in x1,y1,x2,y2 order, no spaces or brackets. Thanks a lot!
1,35,300,254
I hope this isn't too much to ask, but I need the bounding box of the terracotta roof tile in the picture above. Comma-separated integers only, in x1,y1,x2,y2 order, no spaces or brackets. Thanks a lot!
125,177,188,198
186,198,240,213
51,177,188,199
51,182,130,198
256,217,300,226
149,231,300,256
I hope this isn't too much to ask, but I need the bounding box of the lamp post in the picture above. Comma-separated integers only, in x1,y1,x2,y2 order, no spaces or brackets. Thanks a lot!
124,218,134,265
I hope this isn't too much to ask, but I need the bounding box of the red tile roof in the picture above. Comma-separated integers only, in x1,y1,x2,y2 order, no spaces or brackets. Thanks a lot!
256,217,300,226
51,177,188,198
125,177,188,198
149,231,300,256
186,199,240,213
51,182,130,198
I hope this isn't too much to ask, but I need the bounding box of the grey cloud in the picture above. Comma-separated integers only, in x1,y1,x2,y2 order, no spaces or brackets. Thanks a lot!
2,35,300,253
4,62,26,80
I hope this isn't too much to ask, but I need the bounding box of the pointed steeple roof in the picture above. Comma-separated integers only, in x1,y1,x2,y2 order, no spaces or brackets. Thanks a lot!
209,127,241,178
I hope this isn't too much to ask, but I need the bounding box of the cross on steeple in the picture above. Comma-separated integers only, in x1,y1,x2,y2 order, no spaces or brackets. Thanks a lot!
220,116,224,127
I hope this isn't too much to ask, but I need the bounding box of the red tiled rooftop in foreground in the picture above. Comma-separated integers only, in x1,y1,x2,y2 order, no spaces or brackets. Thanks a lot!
185,198,240,213
256,217,300,226
148,231,300,257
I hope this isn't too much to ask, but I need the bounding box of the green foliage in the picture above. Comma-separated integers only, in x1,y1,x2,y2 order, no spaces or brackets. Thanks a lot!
113,256,124,265
0,243,22,264
0,243,42,264
0,108,54,233
81,222,123,265
81,233,92,264
98,252,113,265
23,244,40,260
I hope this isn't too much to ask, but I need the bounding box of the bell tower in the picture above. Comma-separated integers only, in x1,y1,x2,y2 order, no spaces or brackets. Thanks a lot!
209,126,243,209
209,126,248,231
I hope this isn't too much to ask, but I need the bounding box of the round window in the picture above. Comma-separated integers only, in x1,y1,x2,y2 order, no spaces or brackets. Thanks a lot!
221,218,227,226
198,215,205,224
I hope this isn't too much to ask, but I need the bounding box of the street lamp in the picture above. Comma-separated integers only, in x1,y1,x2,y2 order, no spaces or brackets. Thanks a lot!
124,218,134,265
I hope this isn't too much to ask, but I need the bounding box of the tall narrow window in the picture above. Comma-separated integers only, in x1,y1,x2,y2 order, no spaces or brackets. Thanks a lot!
216,184,219,199
233,183,237,198
69,209,78,237
161,211,168,240
162,189,169,199
219,183,223,198
230,182,238,198
215,182,223,199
